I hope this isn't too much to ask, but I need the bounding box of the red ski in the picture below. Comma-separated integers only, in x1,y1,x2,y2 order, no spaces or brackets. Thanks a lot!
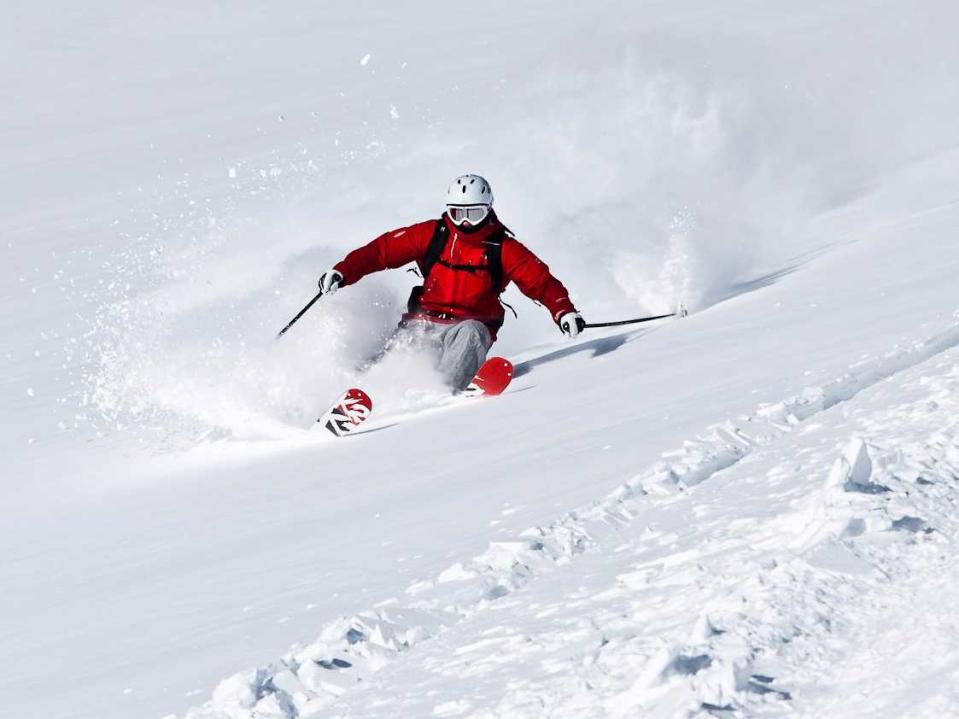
464,356,514,397
318,357,512,437
318,388,373,436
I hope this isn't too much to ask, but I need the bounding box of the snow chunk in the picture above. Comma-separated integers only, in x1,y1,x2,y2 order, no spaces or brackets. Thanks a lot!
827,436,888,493
438,562,478,583
210,667,269,710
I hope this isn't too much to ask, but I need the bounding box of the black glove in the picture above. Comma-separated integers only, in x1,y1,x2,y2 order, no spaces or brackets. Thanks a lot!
559,311,586,338
318,270,343,295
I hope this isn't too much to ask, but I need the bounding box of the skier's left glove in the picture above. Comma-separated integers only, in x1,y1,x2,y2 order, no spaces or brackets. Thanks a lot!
558,311,586,339
318,269,344,296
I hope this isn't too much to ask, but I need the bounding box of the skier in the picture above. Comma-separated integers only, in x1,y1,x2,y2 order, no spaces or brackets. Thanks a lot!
317,174,585,391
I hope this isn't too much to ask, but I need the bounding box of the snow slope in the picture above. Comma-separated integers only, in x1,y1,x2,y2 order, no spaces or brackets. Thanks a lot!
3,2,959,718
316,330,959,719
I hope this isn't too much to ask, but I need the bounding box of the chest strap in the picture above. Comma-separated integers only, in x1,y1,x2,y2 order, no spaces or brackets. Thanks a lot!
421,217,506,290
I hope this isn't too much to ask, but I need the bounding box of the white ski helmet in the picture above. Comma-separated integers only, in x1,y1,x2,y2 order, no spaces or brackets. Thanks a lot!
446,174,493,206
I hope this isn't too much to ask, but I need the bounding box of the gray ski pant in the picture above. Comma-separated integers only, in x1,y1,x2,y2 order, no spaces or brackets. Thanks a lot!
393,319,493,391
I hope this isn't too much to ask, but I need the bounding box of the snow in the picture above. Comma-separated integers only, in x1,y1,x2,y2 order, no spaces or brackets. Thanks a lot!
181,324,959,718
3,1,959,718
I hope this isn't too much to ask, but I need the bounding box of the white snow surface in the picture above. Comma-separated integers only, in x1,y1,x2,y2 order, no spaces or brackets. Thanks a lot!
3,2,959,718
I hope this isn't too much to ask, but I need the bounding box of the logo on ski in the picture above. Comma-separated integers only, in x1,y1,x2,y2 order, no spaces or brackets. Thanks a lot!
319,388,373,436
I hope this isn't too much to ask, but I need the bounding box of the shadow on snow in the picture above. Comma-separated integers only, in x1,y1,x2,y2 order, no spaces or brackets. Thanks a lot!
514,328,652,379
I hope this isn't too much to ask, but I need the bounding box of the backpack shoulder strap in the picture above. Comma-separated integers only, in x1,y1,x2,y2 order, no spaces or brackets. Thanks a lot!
485,224,511,290
421,217,449,280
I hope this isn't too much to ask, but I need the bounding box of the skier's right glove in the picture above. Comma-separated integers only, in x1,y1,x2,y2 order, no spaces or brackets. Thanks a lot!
318,269,344,296
558,311,586,339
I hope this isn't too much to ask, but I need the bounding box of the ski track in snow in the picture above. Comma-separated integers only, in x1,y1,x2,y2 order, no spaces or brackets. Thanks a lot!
178,324,959,718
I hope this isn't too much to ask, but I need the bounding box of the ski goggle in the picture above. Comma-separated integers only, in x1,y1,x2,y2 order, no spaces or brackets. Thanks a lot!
447,205,490,226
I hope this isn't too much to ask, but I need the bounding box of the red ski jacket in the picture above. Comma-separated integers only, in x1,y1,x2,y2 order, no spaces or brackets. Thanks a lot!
334,213,576,339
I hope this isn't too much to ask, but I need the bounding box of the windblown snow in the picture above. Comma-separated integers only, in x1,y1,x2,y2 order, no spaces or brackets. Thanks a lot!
3,2,959,718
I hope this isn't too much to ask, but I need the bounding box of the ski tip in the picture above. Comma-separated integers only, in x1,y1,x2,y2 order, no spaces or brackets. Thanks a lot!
466,356,513,397
318,387,374,437
343,387,373,408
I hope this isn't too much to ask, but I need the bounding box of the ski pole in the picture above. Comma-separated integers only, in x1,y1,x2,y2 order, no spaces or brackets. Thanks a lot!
584,306,687,329
276,291,323,339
